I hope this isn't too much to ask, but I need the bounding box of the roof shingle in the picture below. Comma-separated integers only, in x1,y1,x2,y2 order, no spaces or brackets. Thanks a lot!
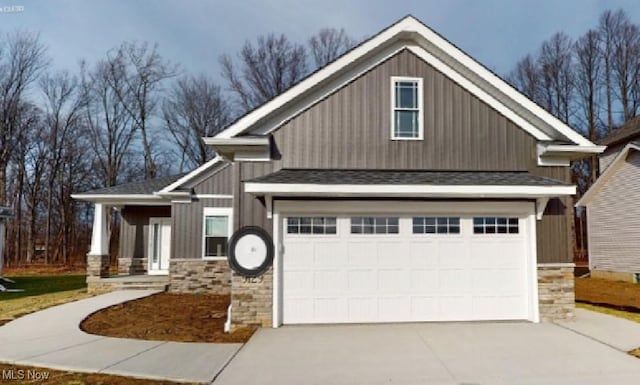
246,169,571,186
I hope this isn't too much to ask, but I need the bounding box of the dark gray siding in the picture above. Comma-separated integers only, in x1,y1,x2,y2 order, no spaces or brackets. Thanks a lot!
172,197,233,259
119,206,171,260
192,163,233,195
233,49,573,263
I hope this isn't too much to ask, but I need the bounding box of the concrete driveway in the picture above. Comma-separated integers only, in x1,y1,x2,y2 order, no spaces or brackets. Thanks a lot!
214,317,640,385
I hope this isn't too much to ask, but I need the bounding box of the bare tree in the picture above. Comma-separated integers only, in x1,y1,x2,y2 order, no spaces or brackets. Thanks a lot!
611,19,640,122
39,71,84,263
599,9,626,132
308,28,356,68
507,54,541,102
163,75,230,170
105,42,176,179
220,34,307,112
0,31,48,203
538,32,574,123
574,30,603,184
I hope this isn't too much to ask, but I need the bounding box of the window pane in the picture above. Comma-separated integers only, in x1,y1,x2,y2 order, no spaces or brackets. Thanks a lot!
388,225,399,234
287,225,298,234
395,110,418,137
326,225,337,234
425,217,436,226
351,225,361,234
474,226,484,234
509,218,518,225
413,225,424,234
449,217,459,226
425,225,436,234
205,216,228,237
508,226,519,234
449,225,460,234
205,236,227,257
413,217,424,226
326,217,336,226
388,217,399,226
473,217,483,226
396,82,418,108
300,225,311,234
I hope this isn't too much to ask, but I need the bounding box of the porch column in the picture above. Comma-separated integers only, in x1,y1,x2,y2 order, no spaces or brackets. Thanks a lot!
87,202,109,278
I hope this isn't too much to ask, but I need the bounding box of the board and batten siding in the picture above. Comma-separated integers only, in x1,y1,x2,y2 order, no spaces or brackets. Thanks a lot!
119,206,171,261
230,49,573,264
588,151,640,273
190,163,233,195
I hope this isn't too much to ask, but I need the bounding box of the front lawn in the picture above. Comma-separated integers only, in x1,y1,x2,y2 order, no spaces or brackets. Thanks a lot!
575,277,640,309
81,292,255,343
0,275,90,325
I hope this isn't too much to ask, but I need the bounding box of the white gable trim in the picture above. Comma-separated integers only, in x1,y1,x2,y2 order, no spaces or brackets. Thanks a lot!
158,156,228,194
211,16,596,150
576,143,640,207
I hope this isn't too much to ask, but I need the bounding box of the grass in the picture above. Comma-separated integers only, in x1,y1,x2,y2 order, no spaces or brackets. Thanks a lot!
0,363,199,384
0,275,90,325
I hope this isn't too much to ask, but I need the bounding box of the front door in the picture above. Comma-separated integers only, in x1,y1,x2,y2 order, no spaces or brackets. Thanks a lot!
148,218,171,275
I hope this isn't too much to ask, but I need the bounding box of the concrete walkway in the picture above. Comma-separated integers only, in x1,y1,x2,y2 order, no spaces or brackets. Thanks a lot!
215,311,640,385
0,290,241,383
557,308,640,352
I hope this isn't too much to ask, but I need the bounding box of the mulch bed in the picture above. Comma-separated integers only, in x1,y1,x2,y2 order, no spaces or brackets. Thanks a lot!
80,292,255,343
575,277,640,310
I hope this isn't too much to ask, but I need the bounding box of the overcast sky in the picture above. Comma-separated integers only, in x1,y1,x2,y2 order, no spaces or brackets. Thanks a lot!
3,0,640,82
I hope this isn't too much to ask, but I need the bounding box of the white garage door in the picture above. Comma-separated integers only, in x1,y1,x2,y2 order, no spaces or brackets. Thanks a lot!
283,213,530,324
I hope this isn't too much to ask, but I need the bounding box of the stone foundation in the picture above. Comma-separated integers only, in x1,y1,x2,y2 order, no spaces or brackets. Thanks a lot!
591,269,638,283
118,257,148,275
230,268,273,329
538,263,575,322
168,259,231,294
87,254,109,278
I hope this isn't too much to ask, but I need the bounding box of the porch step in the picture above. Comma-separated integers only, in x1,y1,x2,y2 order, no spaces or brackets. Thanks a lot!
88,275,169,293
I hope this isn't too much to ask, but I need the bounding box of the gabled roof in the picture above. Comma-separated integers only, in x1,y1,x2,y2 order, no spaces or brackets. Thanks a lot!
209,15,599,152
599,116,640,147
576,142,640,207
247,169,571,186
76,174,185,196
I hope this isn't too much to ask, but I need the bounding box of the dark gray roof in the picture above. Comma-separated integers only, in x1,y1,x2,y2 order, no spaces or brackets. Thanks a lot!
600,116,640,146
77,173,185,195
246,169,571,186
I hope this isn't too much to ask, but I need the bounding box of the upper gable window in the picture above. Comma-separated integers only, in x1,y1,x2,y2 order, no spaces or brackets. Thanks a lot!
391,76,423,140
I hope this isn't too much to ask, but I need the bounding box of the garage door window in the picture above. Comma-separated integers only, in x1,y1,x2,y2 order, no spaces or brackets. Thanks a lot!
351,217,399,234
413,217,460,234
473,217,519,234
287,217,337,234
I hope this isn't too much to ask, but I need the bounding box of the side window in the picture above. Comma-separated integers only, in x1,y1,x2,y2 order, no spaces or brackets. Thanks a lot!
413,217,460,234
473,217,519,234
391,77,423,140
203,208,232,259
351,217,399,234
287,217,337,234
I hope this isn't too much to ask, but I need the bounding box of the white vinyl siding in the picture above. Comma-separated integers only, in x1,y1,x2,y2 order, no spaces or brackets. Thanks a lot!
588,151,640,273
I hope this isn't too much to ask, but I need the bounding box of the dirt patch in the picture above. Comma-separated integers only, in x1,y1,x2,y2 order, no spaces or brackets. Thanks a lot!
0,362,198,384
3,265,86,276
81,292,255,343
575,277,640,309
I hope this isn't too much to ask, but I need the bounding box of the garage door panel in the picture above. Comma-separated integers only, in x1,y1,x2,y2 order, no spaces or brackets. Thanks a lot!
438,241,469,268
283,211,530,324
314,242,344,267
377,242,407,267
410,270,439,291
410,242,439,267
347,269,376,291
379,269,410,292
347,242,377,266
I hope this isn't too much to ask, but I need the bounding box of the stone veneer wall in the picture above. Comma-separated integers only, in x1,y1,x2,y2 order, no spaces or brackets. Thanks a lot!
538,263,575,322
118,257,148,275
87,254,109,278
168,259,231,294
230,268,273,329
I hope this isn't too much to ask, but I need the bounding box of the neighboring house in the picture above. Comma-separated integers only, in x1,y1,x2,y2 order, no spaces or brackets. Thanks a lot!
72,16,603,329
577,116,640,283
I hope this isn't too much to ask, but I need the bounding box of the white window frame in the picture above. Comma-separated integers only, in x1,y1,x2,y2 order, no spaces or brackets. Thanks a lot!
202,207,233,260
390,76,424,140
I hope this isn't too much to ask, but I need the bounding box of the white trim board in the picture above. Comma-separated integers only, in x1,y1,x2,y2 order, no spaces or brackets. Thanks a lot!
245,183,576,198
210,16,597,151
70,194,171,206
158,156,228,194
